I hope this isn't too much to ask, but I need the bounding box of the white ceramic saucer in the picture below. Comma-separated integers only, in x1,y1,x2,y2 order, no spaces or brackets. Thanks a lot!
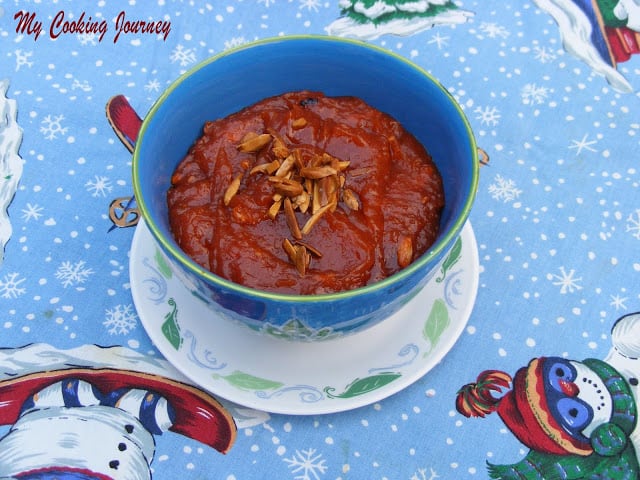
130,220,479,415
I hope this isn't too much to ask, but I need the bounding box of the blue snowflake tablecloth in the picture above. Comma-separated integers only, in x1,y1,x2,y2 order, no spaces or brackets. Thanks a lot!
1,1,640,479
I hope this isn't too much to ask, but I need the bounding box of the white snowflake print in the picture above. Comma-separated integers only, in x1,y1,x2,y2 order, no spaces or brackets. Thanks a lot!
0,273,26,299
224,37,248,50
78,32,99,46
299,0,320,11
14,49,34,72
258,0,276,7
625,209,640,240
170,44,197,67
55,261,94,288
478,22,509,39
104,304,138,335
85,175,113,197
547,267,583,294
411,467,440,480
428,32,449,49
488,174,522,202
71,79,92,92
569,134,598,155
284,448,328,480
21,203,44,222
40,114,68,140
521,83,549,105
474,106,501,126
144,79,161,92
534,46,556,63
610,293,628,311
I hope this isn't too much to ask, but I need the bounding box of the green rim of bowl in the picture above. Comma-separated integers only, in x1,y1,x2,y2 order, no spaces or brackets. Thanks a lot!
132,34,479,304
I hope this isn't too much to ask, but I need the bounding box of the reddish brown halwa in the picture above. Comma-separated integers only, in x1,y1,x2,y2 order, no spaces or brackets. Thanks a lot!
167,91,444,294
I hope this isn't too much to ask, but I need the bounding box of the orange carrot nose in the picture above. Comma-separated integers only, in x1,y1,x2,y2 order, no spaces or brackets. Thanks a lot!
558,379,580,397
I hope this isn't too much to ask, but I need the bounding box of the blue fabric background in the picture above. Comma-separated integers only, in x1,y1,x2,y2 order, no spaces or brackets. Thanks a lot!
1,0,639,478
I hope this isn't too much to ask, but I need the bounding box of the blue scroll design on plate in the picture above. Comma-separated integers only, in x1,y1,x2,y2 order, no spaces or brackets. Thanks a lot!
368,343,419,374
142,256,168,304
443,269,464,310
254,385,325,403
184,329,227,370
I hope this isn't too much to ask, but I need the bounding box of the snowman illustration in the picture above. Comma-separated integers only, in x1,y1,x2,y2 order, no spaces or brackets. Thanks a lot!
533,0,640,92
457,311,640,478
0,344,237,480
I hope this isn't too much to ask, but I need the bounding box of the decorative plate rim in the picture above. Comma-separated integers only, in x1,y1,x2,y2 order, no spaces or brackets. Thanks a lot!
130,219,479,415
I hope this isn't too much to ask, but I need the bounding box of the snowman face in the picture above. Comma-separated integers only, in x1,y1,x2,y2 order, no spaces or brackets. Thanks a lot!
570,360,614,437
0,406,154,480
540,358,612,442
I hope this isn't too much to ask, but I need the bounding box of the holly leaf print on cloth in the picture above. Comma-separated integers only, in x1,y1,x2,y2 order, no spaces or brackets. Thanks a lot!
423,298,450,355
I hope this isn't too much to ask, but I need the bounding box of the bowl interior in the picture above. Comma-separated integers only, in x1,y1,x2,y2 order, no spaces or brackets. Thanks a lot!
133,35,478,299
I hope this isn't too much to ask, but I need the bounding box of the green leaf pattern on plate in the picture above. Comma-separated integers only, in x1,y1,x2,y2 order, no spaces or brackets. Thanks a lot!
435,235,462,283
213,370,285,391
151,233,462,401
422,298,450,355
161,298,182,350
324,372,402,399
154,248,173,279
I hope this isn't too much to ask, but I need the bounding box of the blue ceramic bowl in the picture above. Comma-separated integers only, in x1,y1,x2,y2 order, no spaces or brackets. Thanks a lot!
133,35,478,341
